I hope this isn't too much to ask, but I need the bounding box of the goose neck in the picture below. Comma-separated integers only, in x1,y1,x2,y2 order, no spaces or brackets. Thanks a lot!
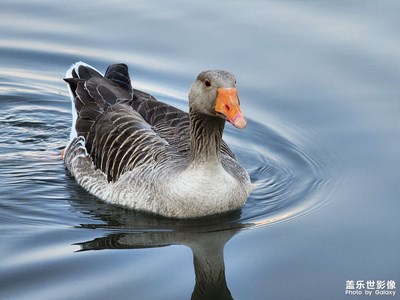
189,108,225,165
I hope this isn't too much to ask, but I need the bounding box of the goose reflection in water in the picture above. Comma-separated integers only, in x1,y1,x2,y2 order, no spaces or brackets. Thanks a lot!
69,187,251,300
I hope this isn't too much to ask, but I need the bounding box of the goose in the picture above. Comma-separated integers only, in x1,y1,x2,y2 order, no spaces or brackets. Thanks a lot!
63,62,252,218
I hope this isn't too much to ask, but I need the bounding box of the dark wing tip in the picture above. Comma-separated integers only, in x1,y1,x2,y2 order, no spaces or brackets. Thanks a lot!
104,64,132,93
63,77,77,84
64,77,81,98
77,65,103,80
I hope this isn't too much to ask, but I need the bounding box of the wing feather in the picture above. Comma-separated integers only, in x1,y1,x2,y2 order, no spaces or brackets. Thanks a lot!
64,63,235,184
90,103,168,181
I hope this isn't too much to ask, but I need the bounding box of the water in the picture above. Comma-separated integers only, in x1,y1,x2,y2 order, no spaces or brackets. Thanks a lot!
0,1,399,299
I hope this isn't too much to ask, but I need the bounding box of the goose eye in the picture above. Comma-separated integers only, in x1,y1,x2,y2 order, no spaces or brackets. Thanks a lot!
204,79,211,87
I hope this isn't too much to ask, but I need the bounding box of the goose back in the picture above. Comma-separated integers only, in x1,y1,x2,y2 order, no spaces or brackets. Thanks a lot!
65,63,236,183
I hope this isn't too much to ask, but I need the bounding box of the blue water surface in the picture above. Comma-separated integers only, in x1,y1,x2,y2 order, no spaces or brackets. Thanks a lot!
0,1,399,299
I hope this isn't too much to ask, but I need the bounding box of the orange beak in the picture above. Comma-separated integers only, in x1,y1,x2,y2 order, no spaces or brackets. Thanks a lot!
214,88,247,129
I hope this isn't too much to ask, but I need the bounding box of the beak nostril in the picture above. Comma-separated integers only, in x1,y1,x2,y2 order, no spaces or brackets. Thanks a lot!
225,104,230,111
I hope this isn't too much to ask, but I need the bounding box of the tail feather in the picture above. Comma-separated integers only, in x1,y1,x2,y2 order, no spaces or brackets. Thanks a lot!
66,61,104,80
76,64,103,80
64,62,133,153
104,63,133,94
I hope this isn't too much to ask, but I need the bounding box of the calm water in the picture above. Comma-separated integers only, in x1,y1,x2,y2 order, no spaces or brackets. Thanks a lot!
1,1,399,299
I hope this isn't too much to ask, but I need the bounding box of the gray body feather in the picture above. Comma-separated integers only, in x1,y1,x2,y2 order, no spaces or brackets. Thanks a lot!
64,63,251,218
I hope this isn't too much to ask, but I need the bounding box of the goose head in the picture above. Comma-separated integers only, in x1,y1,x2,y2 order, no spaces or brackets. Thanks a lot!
188,70,247,129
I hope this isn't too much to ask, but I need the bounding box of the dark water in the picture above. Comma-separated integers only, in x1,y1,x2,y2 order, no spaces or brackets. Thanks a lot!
1,1,399,299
